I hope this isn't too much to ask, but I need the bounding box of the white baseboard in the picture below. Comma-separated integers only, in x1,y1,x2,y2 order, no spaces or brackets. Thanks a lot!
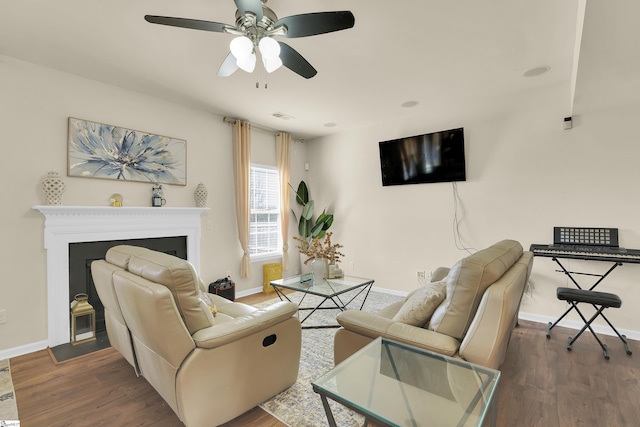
235,286,264,298
519,311,640,341
0,339,48,360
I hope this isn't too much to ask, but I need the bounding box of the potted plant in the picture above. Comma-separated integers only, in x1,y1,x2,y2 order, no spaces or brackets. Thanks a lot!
292,180,334,243
290,180,335,274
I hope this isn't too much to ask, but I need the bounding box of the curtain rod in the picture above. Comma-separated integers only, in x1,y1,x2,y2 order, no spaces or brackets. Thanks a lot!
223,116,305,142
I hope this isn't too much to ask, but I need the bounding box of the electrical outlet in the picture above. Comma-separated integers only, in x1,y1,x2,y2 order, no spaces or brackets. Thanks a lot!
417,271,426,279
0,309,7,324
349,261,354,270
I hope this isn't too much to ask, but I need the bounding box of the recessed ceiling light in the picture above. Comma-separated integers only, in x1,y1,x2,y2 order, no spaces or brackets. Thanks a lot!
324,122,337,128
401,101,419,108
523,66,551,77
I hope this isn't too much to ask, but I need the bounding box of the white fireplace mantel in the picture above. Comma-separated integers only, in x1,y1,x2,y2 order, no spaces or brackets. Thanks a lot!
33,205,210,347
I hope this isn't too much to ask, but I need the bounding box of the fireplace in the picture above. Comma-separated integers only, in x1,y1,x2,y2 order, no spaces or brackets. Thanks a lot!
69,236,188,333
34,206,209,347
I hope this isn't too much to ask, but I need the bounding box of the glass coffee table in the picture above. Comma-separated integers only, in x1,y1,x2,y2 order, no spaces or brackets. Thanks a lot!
312,337,501,427
270,274,374,329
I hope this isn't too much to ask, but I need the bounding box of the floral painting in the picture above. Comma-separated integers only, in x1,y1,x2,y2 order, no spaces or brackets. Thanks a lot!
67,117,186,185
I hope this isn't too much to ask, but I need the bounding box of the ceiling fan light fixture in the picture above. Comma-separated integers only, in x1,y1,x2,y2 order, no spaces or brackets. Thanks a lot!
258,36,281,59
144,4,355,80
236,53,256,72
230,36,253,59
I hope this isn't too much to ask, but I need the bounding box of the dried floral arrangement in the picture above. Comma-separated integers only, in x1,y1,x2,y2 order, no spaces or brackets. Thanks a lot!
294,232,345,265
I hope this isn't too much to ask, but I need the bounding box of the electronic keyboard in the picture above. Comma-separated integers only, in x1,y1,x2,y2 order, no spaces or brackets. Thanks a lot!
530,244,640,263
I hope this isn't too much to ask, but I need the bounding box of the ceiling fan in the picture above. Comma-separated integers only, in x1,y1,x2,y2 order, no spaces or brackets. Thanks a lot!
144,0,355,79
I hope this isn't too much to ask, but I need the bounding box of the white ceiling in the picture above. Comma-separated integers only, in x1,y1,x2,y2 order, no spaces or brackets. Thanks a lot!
0,1,634,139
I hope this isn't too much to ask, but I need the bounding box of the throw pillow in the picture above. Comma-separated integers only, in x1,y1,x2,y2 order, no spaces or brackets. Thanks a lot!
198,291,217,325
392,281,446,327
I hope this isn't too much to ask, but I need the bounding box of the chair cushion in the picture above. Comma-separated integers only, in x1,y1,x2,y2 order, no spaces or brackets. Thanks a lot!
392,281,446,326
428,240,523,339
556,287,621,308
107,245,212,335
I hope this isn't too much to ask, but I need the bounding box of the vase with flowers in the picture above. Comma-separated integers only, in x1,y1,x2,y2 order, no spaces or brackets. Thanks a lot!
294,232,345,283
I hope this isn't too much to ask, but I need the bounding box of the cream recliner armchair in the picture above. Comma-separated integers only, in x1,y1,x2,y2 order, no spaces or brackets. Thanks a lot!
92,245,301,427
334,240,533,369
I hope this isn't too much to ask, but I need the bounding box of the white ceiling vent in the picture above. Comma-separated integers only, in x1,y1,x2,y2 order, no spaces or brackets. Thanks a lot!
272,112,294,120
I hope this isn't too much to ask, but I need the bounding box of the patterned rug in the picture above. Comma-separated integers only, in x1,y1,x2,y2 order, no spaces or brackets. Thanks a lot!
0,359,19,425
257,289,403,427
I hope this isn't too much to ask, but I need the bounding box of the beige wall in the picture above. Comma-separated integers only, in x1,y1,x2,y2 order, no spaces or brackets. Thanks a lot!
2,54,639,357
306,82,640,339
0,56,306,357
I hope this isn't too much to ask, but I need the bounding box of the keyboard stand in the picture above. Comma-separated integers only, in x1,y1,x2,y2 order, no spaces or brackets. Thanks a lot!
545,257,622,338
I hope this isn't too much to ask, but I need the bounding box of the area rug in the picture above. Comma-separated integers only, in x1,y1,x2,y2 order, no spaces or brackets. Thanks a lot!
0,359,19,424
257,289,403,427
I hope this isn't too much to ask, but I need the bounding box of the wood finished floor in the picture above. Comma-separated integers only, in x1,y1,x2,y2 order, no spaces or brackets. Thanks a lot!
10,291,640,427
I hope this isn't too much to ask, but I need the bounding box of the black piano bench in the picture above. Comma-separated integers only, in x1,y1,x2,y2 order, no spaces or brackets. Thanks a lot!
550,287,632,360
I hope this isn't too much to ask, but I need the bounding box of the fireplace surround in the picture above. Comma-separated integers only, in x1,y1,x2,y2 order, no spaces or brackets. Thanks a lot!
34,205,209,347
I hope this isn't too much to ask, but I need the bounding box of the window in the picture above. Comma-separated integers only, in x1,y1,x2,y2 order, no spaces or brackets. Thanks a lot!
249,164,281,260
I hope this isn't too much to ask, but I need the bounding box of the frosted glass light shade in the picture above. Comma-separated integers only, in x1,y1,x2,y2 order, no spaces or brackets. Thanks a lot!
262,56,283,73
237,53,256,72
258,37,281,59
230,36,253,59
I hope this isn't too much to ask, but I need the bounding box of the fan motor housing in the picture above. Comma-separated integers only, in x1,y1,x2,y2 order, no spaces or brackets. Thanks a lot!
235,5,277,35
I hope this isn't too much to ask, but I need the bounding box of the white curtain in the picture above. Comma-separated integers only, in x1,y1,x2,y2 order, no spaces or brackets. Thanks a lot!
232,120,251,278
276,132,291,270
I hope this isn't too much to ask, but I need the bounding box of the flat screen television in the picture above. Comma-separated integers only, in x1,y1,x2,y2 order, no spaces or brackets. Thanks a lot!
379,127,466,186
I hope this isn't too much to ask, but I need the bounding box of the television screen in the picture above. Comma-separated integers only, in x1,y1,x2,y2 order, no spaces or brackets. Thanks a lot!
379,127,466,186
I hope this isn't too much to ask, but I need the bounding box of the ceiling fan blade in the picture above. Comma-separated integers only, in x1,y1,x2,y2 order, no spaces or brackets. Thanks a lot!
234,0,263,21
278,42,317,79
275,11,355,38
217,52,239,77
144,15,230,33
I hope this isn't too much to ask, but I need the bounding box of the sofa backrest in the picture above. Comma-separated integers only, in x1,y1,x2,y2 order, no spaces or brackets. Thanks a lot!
458,251,533,368
91,259,138,373
113,268,196,414
106,245,212,335
428,240,523,339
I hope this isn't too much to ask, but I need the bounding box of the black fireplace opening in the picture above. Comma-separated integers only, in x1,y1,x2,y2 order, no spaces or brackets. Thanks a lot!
69,236,188,334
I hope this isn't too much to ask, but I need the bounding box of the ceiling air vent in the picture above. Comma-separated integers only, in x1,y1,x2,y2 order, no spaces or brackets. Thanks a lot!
272,112,294,120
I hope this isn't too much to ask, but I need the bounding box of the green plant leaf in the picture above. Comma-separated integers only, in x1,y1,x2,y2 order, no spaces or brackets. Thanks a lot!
322,214,334,230
296,181,309,206
299,217,311,238
302,200,314,220
316,211,327,224
310,220,325,238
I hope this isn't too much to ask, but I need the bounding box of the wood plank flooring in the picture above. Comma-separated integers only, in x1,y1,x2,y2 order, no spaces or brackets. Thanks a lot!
10,291,640,427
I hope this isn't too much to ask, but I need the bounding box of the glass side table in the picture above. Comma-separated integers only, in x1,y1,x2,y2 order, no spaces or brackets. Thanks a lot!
312,337,500,427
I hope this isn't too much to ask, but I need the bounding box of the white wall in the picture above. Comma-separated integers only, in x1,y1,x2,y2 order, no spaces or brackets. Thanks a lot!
306,82,640,337
0,56,306,357
2,53,638,357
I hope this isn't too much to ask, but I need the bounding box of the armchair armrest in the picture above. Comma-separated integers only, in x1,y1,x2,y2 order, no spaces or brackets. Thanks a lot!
337,310,460,357
431,267,450,282
386,323,459,356
336,310,394,338
192,301,298,348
